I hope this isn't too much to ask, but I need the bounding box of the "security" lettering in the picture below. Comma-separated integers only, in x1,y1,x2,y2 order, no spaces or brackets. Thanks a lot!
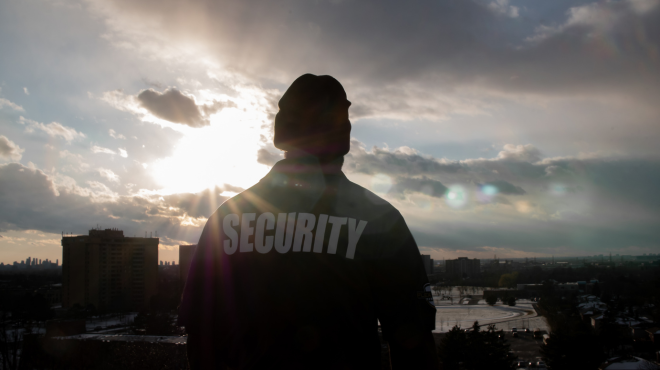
222,213,367,259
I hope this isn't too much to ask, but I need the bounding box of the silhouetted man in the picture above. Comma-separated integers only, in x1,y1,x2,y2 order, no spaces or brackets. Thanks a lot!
179,74,439,369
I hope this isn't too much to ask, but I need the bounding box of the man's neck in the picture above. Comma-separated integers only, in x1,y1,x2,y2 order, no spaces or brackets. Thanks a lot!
284,151,344,174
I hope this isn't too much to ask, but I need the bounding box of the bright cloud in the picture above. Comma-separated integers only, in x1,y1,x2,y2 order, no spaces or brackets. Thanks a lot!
0,98,24,112
0,136,24,161
91,146,116,155
98,168,120,183
21,116,86,142
109,129,126,139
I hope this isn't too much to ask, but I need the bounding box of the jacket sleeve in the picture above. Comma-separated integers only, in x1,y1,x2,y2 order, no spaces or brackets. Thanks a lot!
372,212,436,343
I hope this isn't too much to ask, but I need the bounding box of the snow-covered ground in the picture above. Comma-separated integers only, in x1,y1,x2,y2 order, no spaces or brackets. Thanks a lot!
430,287,549,333
84,313,137,333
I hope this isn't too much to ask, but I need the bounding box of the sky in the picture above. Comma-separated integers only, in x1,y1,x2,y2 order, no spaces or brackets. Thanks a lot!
1,0,659,264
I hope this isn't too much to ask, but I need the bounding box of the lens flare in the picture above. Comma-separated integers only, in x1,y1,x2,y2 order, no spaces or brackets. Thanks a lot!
445,185,468,208
371,174,393,195
515,200,531,213
477,184,498,203
550,183,567,196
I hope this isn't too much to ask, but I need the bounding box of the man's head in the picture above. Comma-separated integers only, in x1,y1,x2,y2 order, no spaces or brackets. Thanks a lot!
274,74,351,161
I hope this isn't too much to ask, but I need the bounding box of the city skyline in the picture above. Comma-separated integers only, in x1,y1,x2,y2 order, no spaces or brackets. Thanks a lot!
1,0,660,264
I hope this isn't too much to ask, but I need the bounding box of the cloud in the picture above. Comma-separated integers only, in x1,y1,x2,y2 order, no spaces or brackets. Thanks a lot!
137,88,207,127
163,185,241,218
21,116,86,142
344,141,550,201
118,148,128,158
201,99,237,116
103,88,237,128
98,168,120,183
0,98,24,112
109,129,126,139
0,136,24,161
0,162,208,242
23,87,29,95
345,139,464,176
389,176,448,198
494,144,542,163
59,150,90,173
256,148,283,166
2,142,660,256
481,180,525,195
91,146,116,155
411,217,660,256
94,0,660,118
488,0,519,18
344,138,660,227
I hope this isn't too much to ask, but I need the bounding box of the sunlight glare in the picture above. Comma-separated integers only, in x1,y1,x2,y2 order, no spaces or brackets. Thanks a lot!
150,89,273,195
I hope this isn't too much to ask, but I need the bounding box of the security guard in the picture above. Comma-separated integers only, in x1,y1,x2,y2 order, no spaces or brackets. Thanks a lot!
179,74,439,369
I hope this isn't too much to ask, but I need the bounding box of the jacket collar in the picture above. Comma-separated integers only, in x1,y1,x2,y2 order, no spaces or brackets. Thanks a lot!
261,155,346,193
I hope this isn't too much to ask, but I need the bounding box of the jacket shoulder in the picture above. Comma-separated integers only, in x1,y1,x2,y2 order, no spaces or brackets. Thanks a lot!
337,175,401,221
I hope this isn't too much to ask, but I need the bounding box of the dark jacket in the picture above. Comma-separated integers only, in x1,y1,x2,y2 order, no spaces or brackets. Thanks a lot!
179,156,436,369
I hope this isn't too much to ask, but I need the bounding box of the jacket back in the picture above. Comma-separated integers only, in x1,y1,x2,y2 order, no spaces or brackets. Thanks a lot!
179,157,436,369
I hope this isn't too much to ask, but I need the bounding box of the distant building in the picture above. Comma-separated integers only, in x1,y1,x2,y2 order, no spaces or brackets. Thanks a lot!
179,244,197,289
420,254,434,275
446,257,480,278
62,228,158,311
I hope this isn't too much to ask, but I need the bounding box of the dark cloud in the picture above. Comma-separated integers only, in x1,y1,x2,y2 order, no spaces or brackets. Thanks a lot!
105,0,660,106
3,148,660,253
345,139,464,176
390,176,447,198
481,180,525,195
345,140,549,182
0,163,214,243
346,139,660,222
411,219,660,254
0,135,24,161
136,88,234,128
543,157,660,210
137,88,206,127
89,0,660,156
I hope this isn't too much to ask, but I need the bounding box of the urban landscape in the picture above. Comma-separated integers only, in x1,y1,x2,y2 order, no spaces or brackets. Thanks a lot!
1,228,659,369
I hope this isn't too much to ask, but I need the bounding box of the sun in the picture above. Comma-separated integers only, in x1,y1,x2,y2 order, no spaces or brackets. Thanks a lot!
150,89,274,195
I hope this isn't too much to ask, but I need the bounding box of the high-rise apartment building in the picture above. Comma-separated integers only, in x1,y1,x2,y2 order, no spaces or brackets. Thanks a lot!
62,228,158,311
420,254,434,275
446,257,481,278
179,244,197,289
